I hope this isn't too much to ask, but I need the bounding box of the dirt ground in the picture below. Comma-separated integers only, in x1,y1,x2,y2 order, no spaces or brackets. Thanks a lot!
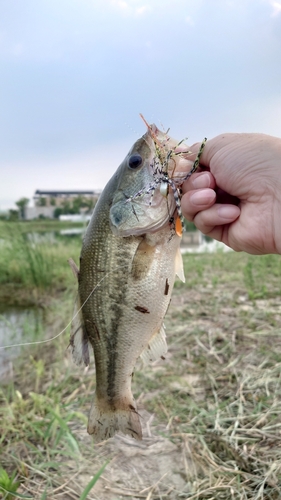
51,281,281,498
2,251,281,499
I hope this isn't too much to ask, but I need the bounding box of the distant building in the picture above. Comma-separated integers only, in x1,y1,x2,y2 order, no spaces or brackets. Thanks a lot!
33,189,101,208
25,189,101,220
25,205,54,220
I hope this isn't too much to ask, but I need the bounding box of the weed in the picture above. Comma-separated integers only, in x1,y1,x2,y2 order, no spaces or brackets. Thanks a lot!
79,461,109,500
1,232,281,497
30,356,45,393
0,467,31,499
0,221,81,303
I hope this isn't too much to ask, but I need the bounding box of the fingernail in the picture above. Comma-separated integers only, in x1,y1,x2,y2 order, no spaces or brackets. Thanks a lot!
190,189,216,205
217,206,240,219
192,173,210,189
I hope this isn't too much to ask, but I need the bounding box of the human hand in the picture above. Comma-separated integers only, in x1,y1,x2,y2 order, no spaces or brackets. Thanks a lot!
181,133,281,254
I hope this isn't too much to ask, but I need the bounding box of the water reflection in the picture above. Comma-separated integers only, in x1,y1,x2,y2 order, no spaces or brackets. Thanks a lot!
0,306,43,381
59,228,85,236
24,228,86,244
0,229,231,382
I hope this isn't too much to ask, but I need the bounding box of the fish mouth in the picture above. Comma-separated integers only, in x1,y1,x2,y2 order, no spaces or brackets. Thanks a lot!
110,215,171,237
109,187,176,237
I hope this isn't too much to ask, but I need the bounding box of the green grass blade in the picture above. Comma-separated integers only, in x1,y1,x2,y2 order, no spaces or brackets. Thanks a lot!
0,486,33,499
79,461,109,500
39,486,48,500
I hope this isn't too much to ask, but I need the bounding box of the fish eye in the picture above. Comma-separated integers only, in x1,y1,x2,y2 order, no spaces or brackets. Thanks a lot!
128,154,143,169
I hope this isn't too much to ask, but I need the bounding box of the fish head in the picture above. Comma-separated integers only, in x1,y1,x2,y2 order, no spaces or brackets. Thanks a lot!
109,120,192,237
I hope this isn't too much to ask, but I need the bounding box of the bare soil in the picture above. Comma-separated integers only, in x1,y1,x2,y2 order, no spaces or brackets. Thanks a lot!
2,251,281,499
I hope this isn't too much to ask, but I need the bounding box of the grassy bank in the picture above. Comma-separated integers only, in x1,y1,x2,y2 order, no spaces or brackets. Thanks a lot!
0,221,82,306
1,236,281,498
0,220,87,234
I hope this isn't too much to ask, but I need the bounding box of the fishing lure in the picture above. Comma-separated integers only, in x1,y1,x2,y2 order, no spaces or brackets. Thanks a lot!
127,114,207,231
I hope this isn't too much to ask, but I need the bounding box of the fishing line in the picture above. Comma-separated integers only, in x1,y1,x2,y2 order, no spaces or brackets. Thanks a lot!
0,132,205,352
0,260,147,351
0,266,123,351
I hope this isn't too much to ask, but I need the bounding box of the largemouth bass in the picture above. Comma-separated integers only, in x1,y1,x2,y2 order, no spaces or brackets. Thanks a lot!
70,119,204,442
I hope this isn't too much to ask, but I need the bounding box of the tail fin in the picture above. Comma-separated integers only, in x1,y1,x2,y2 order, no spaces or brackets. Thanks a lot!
87,396,142,443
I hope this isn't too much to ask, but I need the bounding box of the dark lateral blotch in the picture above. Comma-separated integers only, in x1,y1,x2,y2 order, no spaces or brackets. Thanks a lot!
164,278,169,296
134,305,150,314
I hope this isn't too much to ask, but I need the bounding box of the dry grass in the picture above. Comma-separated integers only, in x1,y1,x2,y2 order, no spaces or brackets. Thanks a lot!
1,250,281,499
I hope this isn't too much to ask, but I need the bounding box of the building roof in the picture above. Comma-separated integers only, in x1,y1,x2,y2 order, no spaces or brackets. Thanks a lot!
34,190,101,196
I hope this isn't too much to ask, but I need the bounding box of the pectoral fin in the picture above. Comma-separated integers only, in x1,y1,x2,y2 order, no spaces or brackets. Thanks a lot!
175,246,185,282
140,324,167,364
68,258,79,280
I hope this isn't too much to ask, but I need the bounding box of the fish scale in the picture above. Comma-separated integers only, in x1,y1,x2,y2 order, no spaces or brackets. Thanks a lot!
70,121,191,442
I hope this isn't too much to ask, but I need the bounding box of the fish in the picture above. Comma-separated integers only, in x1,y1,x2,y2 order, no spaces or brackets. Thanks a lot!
69,118,204,443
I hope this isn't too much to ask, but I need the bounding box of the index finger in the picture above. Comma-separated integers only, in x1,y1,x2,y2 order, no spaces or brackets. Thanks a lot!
188,133,250,170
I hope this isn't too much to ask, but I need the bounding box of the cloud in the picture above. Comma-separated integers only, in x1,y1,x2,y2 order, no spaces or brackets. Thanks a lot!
185,15,194,26
272,1,281,15
135,5,151,16
113,0,129,10
12,42,24,57
111,0,150,16
0,139,132,209
267,0,281,16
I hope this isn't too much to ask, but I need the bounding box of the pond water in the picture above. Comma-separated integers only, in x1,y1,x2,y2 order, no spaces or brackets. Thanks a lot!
0,306,43,381
25,227,85,244
0,229,230,382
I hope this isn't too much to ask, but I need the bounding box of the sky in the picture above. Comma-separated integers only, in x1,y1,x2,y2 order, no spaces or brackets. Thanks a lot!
0,0,281,210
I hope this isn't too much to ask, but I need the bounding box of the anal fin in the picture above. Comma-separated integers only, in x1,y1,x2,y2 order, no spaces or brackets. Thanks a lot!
140,323,167,364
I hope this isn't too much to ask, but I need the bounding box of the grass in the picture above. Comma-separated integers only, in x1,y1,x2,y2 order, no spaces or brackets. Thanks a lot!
0,221,82,305
0,220,87,234
135,252,281,498
0,333,107,498
1,224,281,498
0,467,31,499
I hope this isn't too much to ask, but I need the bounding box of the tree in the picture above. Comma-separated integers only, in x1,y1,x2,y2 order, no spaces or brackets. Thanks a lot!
72,195,87,214
37,197,47,206
15,197,29,219
54,207,63,219
8,209,19,221
83,197,96,213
